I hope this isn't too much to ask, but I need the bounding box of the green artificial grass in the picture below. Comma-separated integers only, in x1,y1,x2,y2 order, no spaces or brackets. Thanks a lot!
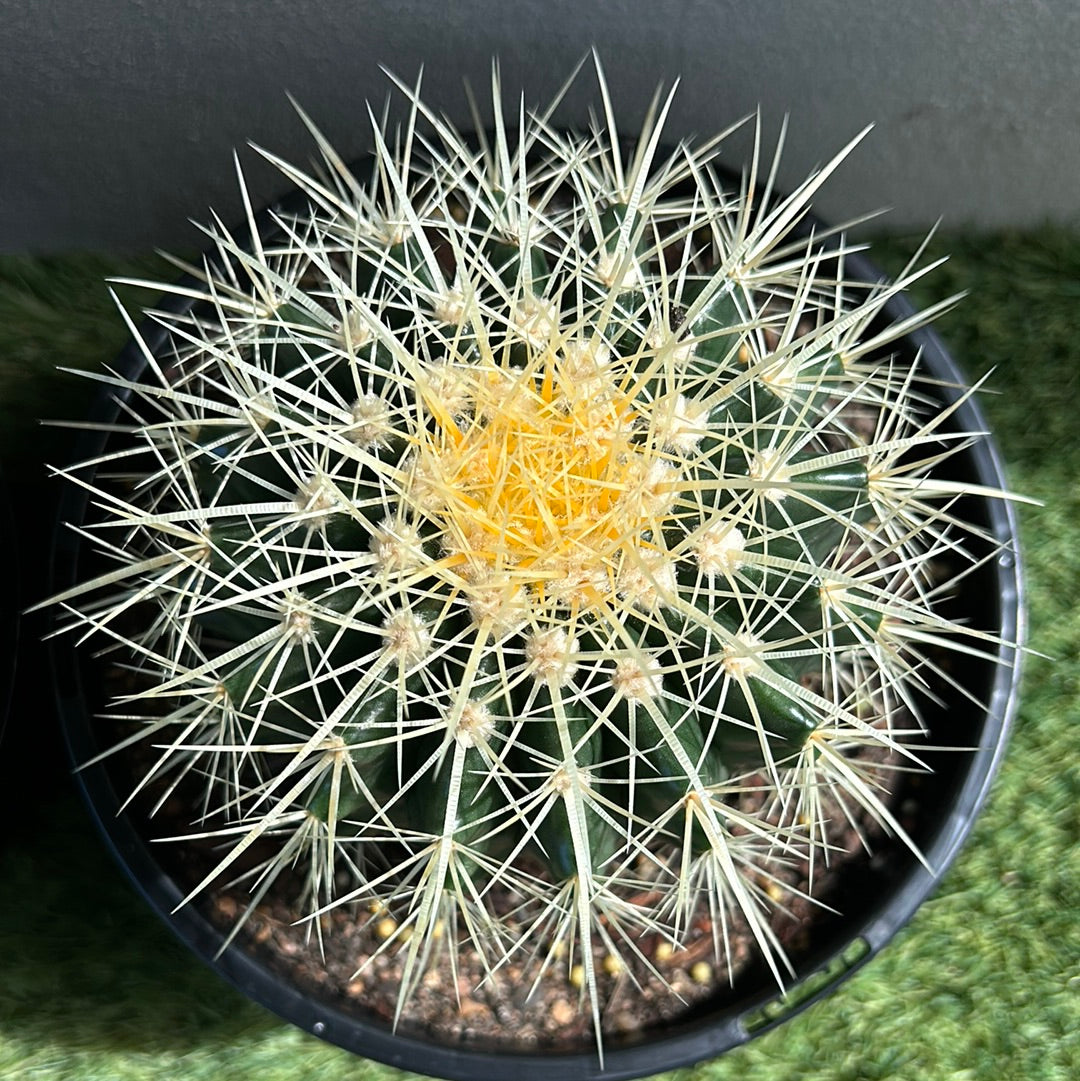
1,228,1077,1081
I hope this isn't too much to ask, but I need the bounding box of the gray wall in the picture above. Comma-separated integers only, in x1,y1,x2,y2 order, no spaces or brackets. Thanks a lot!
3,0,1079,252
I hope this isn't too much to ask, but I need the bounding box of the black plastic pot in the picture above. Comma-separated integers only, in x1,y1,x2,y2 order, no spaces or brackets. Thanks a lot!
49,192,1024,1080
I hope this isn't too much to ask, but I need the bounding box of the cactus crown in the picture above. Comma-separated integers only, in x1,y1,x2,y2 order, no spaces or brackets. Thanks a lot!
51,61,1014,1053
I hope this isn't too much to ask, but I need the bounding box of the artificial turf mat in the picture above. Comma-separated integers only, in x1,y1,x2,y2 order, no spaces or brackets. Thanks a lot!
0,228,1076,1081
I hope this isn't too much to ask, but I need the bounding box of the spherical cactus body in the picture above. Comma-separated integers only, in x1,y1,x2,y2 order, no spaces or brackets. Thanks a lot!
49,63,1014,1048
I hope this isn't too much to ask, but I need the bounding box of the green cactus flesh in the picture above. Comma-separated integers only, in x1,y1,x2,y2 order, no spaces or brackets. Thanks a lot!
187,279,871,867
50,67,1014,1043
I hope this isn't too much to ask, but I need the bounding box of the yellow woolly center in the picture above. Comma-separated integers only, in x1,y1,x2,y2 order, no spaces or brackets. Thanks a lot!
413,348,676,608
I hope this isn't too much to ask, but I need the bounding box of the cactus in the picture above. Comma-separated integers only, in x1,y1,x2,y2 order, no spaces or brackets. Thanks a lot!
49,61,1015,1051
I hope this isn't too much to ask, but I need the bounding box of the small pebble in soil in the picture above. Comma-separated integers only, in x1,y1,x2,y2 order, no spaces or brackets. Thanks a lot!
765,880,785,903
602,953,623,976
690,962,712,985
550,998,575,1026
459,999,489,1022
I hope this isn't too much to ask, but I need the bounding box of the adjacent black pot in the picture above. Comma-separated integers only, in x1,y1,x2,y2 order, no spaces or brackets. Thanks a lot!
49,189,1024,1080
0,468,17,753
